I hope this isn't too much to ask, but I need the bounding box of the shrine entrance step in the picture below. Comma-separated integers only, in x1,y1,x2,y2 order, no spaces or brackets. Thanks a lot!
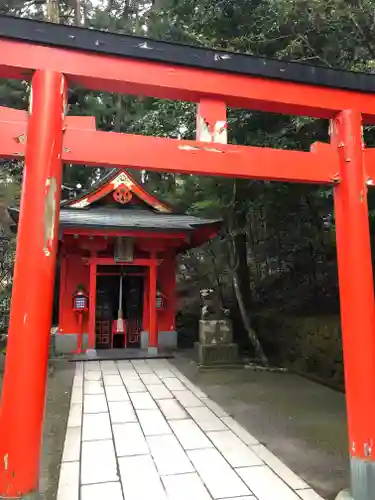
68,348,174,362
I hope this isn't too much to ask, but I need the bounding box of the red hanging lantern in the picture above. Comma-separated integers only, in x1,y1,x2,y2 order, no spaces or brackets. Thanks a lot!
72,286,89,312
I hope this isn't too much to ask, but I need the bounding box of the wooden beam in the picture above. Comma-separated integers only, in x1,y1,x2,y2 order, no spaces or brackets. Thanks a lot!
1,114,337,183
2,39,375,120
62,129,338,184
312,141,375,186
62,229,188,240
93,257,162,266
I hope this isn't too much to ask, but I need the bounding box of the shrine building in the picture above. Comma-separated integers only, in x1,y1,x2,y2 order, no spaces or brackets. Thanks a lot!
8,168,220,354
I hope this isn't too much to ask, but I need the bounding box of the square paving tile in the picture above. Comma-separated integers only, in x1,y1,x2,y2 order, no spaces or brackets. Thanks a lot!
106,385,130,402
75,362,84,374
62,427,81,462
67,403,82,428
202,398,229,418
147,384,173,400
187,406,227,431
119,371,139,380
162,473,212,500
57,461,79,500
146,434,194,475
207,430,263,467
73,375,83,388
119,455,168,500
81,440,119,485
188,448,251,499
129,392,158,410
84,381,104,395
169,419,213,450
84,394,108,414
113,422,149,457
81,482,124,500
85,361,101,371
108,401,137,424
157,399,187,420
153,369,175,379
296,490,325,500
100,361,119,374
116,360,131,367
172,390,204,408
124,380,147,393
146,360,169,370
71,386,83,404
103,374,123,386
237,465,301,500
131,360,153,374
140,373,162,385
163,377,186,391
82,413,112,441
137,409,171,436
84,371,102,382
251,444,308,490
220,497,255,500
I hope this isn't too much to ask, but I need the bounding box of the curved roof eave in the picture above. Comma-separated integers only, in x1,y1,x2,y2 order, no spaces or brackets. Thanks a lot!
62,167,174,213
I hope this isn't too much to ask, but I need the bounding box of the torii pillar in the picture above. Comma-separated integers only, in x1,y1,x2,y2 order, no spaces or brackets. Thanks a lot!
332,110,375,500
0,70,67,498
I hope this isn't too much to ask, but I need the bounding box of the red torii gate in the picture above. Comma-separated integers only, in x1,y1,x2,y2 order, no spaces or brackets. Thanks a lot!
0,15,375,500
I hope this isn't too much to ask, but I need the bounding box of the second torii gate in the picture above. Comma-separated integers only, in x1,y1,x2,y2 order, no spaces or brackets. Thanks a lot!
0,15,375,500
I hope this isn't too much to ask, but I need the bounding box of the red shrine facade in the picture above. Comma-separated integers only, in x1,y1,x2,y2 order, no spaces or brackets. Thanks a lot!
9,168,220,353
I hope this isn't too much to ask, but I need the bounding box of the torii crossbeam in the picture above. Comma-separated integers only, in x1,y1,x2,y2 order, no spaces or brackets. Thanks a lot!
0,15,374,500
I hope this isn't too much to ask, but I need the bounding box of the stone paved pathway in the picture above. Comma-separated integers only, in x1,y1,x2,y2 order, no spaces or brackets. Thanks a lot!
57,359,326,500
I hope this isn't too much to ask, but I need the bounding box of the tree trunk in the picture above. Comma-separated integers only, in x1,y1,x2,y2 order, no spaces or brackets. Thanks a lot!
207,244,225,307
232,270,268,366
233,232,252,308
229,180,268,365
75,0,82,26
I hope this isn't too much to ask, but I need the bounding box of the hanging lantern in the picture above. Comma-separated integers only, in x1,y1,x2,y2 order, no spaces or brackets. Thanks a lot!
114,237,134,262
72,285,89,312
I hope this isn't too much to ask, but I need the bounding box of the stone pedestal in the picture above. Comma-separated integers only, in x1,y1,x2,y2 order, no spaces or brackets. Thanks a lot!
199,320,233,344
197,320,238,366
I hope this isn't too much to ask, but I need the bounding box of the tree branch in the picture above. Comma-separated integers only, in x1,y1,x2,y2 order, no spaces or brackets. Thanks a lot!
348,10,375,60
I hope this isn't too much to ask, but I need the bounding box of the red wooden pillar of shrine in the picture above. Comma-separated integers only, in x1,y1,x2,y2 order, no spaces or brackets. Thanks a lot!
149,252,158,353
0,70,67,498
89,254,97,349
331,110,375,499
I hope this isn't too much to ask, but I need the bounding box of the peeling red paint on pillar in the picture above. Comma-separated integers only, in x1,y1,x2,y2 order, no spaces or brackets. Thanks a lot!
44,176,58,257
196,99,227,144
0,70,67,498
331,110,375,472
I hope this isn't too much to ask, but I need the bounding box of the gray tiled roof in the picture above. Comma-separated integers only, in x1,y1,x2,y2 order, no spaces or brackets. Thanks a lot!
59,208,220,231
8,207,220,232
